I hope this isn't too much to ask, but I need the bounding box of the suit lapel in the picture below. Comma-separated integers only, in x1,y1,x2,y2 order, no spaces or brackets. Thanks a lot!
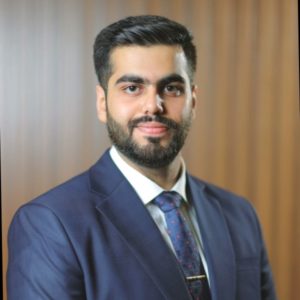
89,151,192,300
187,175,236,300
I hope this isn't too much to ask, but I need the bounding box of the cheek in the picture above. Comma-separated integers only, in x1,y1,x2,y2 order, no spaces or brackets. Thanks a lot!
165,99,190,120
182,97,195,114
107,99,137,124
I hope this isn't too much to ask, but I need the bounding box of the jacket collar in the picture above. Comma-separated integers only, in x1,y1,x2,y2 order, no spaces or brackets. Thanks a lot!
89,150,236,300
187,176,236,300
89,150,192,299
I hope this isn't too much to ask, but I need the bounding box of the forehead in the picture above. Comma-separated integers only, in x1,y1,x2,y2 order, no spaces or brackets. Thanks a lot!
109,45,189,83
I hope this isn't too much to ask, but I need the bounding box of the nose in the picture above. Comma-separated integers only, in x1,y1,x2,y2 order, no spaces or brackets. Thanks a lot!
142,88,164,115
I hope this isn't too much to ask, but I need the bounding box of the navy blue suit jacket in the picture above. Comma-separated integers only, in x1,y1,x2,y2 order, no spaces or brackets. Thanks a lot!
7,150,277,299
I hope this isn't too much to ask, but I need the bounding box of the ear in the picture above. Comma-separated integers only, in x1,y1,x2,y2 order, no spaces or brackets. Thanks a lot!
191,85,197,118
96,85,107,123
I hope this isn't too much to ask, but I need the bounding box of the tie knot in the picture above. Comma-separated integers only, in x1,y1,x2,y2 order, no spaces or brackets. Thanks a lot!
153,191,183,212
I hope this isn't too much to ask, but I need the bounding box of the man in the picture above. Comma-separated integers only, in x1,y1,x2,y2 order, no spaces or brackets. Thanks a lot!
7,15,277,300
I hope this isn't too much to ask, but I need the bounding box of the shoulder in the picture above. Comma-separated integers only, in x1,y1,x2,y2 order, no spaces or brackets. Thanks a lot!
21,149,118,212
188,174,252,207
188,174,260,229
9,151,110,228
28,170,92,211
9,171,93,237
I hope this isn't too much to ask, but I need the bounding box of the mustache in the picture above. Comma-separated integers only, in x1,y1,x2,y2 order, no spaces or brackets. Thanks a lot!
128,115,179,129
128,115,179,132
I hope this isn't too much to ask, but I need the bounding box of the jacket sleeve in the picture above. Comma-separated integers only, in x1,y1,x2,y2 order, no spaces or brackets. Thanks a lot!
7,203,85,300
247,201,278,300
258,226,278,300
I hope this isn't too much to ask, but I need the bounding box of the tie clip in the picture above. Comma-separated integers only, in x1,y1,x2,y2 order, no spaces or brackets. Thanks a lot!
186,275,206,281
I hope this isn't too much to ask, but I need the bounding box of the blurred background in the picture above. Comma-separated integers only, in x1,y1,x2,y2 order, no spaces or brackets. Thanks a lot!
1,0,299,299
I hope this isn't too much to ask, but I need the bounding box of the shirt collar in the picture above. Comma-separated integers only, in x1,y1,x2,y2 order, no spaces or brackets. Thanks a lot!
109,146,187,205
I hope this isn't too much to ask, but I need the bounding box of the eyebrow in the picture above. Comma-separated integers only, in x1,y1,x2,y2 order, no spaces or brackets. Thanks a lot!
115,73,185,86
115,75,147,85
158,74,185,86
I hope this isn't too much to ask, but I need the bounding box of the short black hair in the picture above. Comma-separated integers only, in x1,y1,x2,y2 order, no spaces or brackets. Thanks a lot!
93,15,197,90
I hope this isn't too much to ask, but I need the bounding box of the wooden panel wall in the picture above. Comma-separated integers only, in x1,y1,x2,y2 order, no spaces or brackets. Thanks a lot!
1,0,299,299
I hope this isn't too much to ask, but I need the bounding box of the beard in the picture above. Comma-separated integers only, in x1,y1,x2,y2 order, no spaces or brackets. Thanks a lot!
106,110,192,169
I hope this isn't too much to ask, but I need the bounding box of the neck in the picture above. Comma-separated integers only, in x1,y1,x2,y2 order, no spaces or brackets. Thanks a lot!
119,152,183,190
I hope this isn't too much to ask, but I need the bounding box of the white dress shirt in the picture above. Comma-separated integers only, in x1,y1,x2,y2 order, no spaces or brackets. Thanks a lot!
109,146,210,282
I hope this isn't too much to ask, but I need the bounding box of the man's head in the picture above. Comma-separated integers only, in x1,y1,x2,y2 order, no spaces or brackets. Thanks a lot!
93,15,197,91
94,16,197,169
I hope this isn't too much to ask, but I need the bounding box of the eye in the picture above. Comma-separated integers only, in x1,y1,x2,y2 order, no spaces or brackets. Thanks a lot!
122,85,142,95
163,84,184,97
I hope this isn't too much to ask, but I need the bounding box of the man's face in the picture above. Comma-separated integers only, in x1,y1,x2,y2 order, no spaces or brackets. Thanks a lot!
96,45,196,168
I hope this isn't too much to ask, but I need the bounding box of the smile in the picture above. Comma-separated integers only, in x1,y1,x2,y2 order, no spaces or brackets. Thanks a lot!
136,122,169,136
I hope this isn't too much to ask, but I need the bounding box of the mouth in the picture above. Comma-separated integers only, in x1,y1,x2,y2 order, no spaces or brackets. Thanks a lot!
135,122,169,137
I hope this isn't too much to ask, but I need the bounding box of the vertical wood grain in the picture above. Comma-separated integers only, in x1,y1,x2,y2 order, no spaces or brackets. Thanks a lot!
2,1,299,299
273,0,299,298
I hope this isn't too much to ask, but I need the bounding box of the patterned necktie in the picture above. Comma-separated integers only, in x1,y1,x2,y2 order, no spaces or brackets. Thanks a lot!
154,191,211,300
